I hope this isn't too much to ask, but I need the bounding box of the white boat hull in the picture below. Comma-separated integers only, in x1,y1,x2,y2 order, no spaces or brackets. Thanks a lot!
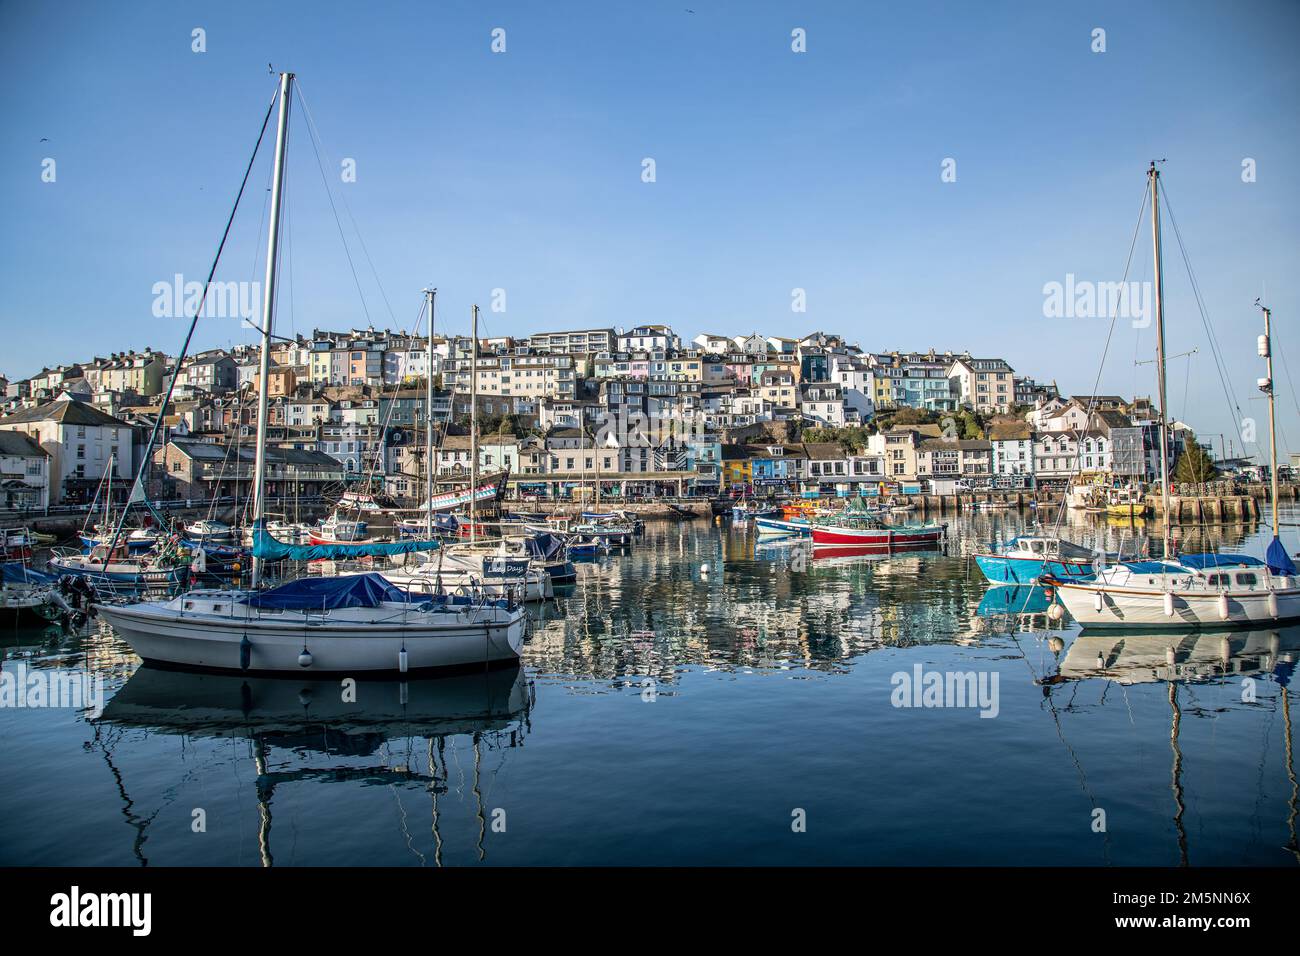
1053,579,1300,629
377,567,553,602
95,597,525,673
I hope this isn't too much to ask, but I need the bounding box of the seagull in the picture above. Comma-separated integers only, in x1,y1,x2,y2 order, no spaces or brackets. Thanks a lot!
39,137,48,142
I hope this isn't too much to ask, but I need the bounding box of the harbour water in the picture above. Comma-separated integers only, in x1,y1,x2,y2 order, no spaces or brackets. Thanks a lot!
2,509,1297,867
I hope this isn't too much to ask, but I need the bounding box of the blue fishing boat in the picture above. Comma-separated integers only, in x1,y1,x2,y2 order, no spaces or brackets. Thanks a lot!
973,536,1098,585
753,516,812,537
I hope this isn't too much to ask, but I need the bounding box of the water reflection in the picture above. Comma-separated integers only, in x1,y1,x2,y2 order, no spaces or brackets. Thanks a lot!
1040,626,1300,866
95,665,531,866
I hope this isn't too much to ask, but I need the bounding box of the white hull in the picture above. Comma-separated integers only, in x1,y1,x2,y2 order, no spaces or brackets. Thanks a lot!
1054,578,1300,629
377,566,553,602
95,594,525,673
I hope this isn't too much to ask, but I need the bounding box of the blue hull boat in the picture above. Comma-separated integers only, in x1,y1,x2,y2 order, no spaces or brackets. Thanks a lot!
973,536,1097,585
753,516,812,537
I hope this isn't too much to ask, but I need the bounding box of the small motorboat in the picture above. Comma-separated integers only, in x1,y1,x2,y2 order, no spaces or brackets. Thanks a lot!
754,516,812,537
184,519,234,543
316,515,367,542
974,536,1099,585
49,543,189,587
567,535,609,559
0,563,70,622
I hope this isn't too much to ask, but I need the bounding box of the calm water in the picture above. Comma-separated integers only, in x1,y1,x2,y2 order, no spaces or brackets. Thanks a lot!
3,508,1298,866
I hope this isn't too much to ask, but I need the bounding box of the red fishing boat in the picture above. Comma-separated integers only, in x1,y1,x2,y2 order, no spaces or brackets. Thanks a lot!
811,517,946,550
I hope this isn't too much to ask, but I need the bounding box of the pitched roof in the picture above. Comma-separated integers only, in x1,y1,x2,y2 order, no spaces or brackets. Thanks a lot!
0,431,48,458
988,422,1032,440
0,399,130,428
802,442,845,460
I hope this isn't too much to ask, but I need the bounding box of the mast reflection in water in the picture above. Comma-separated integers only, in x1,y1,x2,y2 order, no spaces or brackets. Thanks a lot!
94,666,531,867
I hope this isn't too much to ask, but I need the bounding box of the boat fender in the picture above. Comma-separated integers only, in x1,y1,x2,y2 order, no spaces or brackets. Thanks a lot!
240,635,252,671
1094,591,1104,613
1268,591,1279,618
700,562,710,577
399,646,409,674
1047,602,1064,623
298,647,313,668
1218,593,1230,621
1163,592,1174,617
1166,646,1176,667
1048,635,1064,654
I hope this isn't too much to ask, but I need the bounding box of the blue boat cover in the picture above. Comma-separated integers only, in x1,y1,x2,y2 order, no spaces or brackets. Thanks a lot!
2,564,56,585
1265,536,1297,576
521,532,566,562
250,520,441,561
1120,561,1188,575
1178,553,1265,570
238,572,407,609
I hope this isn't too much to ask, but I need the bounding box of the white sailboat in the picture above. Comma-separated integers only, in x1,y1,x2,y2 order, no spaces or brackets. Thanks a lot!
94,72,527,673
1048,164,1299,628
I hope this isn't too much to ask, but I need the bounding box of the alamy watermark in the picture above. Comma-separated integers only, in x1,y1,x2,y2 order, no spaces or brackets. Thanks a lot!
1,663,104,718
152,274,259,325
1043,273,1151,327
890,664,999,718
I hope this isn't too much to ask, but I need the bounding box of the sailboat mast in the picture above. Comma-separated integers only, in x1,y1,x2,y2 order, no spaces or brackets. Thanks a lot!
470,304,478,544
251,71,293,589
1262,304,1280,539
424,287,436,540
1149,162,1172,553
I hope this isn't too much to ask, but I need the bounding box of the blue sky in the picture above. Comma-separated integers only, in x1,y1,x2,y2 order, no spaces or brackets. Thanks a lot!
2,0,1298,459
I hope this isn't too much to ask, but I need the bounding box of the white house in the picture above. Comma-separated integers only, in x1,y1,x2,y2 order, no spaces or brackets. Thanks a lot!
0,399,132,505
988,422,1035,479
0,431,51,509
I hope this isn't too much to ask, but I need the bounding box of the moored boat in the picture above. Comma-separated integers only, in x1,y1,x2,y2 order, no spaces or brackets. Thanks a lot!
754,516,812,537
810,516,946,550
95,573,526,673
974,535,1099,585
1044,553,1300,629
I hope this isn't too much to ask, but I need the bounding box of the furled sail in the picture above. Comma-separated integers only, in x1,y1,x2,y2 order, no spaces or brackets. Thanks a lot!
251,520,441,561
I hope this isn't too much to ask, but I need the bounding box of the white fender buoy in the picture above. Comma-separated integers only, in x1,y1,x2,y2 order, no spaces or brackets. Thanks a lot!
1166,646,1176,667
1163,592,1175,617
700,562,710,578
399,646,409,673
1268,591,1280,618
1218,593,1230,621
1047,602,1064,622
298,648,313,668
1094,590,1104,613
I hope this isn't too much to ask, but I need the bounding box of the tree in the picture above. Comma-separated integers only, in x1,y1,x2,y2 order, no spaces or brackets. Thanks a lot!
1173,434,1217,483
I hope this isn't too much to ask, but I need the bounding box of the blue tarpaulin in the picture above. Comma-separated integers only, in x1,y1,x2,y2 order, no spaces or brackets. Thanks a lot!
2,564,57,585
250,520,441,562
1266,536,1298,576
1178,553,1266,570
237,572,407,609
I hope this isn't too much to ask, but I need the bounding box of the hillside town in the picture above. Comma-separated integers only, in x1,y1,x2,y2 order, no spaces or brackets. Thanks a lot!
0,323,1256,512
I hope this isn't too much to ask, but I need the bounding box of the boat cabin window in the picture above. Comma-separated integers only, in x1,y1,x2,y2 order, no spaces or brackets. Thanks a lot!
1028,540,1045,554
1235,573,1258,588
1206,573,1227,587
